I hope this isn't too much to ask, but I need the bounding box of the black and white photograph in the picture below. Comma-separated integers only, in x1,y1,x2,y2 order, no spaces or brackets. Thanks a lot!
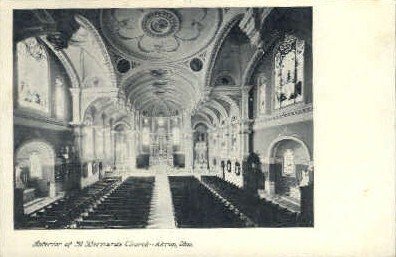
1,1,395,257
12,7,314,230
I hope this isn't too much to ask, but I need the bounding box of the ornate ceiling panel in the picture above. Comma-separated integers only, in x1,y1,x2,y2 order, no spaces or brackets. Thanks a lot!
100,8,222,63
123,67,200,115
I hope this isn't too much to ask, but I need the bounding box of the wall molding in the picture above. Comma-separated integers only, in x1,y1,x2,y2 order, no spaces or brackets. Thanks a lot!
14,110,71,131
253,103,313,130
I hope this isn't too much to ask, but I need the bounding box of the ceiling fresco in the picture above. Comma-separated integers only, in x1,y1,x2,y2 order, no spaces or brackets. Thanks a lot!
100,8,222,63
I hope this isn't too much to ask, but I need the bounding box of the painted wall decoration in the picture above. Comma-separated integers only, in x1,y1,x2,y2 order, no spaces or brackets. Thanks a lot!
17,37,50,113
274,34,305,109
257,74,267,114
101,9,221,62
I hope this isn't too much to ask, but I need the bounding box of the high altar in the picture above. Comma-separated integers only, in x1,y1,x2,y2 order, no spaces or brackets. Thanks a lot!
140,116,180,168
149,126,173,166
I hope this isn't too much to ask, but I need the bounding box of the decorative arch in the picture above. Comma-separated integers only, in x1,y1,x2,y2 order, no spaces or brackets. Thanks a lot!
113,121,131,131
267,135,312,162
74,15,117,88
192,118,213,130
241,31,283,87
15,139,56,192
205,13,245,88
41,37,81,88
241,47,265,86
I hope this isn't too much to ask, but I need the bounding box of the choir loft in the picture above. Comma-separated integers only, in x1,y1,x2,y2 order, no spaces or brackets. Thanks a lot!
13,7,313,229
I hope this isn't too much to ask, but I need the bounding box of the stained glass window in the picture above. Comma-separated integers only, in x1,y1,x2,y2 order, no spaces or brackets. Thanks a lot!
283,149,295,176
274,35,304,109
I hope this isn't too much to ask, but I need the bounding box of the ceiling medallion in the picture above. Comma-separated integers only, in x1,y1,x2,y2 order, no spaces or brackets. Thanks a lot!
142,10,180,38
116,58,131,73
190,58,203,72
101,9,221,62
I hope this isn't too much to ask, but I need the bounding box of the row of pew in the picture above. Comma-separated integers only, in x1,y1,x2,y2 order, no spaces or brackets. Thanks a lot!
21,177,121,229
169,176,248,228
76,177,155,229
201,176,300,227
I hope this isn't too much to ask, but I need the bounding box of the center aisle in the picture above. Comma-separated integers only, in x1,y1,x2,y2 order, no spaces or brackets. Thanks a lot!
147,174,176,229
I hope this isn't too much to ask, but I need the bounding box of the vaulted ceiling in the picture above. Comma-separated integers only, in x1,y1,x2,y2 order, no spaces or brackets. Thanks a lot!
99,8,248,117
14,8,264,124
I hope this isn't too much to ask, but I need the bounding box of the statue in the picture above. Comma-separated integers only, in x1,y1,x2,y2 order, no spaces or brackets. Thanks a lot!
15,164,25,189
300,164,313,187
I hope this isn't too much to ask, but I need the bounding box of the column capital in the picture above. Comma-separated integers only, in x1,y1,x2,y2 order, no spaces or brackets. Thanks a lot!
69,87,81,96
241,85,254,94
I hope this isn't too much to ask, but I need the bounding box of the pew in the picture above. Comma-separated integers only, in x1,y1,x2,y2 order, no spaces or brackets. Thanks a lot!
77,177,155,229
169,176,247,228
201,176,299,227
22,177,121,229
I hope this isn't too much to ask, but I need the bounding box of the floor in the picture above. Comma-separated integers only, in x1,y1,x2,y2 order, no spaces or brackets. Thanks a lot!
147,174,176,228
22,171,303,228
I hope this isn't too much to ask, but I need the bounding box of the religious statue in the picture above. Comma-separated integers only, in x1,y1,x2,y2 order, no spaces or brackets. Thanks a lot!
15,164,25,189
300,164,313,187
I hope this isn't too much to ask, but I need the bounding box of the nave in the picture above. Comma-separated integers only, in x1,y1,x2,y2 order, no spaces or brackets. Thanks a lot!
13,7,314,229
19,173,309,229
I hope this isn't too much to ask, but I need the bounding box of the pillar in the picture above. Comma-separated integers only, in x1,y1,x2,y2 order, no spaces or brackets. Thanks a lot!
69,88,81,125
240,86,252,160
127,130,136,168
72,125,84,160
267,158,279,195
183,111,193,171
104,125,112,163
110,129,116,166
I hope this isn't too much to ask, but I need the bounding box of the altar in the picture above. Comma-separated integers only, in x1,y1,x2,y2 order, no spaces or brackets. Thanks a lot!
149,126,173,167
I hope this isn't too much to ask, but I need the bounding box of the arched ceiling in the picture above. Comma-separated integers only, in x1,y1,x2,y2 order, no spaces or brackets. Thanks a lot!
123,67,200,116
99,8,250,118
83,97,132,126
26,8,255,121
100,8,222,63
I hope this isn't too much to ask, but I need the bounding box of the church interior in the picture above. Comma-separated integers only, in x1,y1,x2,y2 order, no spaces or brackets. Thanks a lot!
13,7,313,229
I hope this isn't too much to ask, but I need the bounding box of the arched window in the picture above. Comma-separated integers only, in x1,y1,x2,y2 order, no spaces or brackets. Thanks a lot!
274,35,304,109
17,37,50,113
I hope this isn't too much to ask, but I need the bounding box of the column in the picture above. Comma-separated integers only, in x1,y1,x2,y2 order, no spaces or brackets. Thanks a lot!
127,130,136,168
73,125,84,160
102,125,106,161
69,88,81,125
183,111,193,171
103,125,111,163
266,157,279,195
91,126,95,160
240,86,252,160
82,125,94,161
110,129,116,166
92,126,97,160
